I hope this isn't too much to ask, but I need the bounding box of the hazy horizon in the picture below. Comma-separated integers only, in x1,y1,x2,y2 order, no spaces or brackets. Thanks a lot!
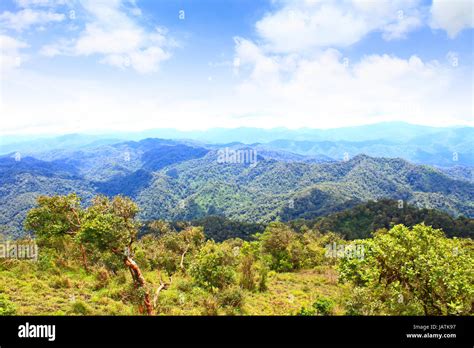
1,120,473,139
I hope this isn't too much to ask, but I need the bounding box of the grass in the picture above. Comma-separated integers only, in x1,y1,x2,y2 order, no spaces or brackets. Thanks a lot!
0,258,350,316
243,267,350,315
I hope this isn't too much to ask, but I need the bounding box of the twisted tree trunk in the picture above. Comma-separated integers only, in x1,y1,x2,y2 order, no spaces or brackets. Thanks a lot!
124,256,153,315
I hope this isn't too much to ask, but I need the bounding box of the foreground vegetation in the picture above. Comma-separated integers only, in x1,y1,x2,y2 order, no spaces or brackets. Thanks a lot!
0,194,472,316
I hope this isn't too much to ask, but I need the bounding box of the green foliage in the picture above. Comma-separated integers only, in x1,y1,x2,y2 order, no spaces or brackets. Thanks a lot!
24,194,83,245
297,297,334,316
258,222,321,272
185,216,264,242
4,192,473,317
238,240,269,291
142,219,173,237
201,295,219,316
70,300,91,315
305,199,474,239
139,226,205,274
0,293,16,315
190,241,237,290
239,254,268,292
217,286,244,311
339,224,474,315
4,146,473,240
79,195,139,254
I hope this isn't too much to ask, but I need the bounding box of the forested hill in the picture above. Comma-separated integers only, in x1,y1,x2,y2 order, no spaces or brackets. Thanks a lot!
0,138,473,238
289,199,474,240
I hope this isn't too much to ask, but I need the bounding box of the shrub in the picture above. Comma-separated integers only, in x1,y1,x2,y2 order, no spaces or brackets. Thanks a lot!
93,267,110,289
0,294,16,315
312,297,335,315
297,297,334,316
239,254,268,292
239,255,256,291
218,286,244,309
71,300,90,315
50,275,72,289
201,295,219,316
339,224,474,315
175,278,193,293
190,241,237,290
258,222,319,272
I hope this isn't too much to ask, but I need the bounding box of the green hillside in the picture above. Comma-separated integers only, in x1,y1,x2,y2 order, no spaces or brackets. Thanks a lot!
1,139,473,238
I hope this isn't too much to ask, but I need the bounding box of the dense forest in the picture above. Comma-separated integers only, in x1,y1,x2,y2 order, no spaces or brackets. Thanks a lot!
0,194,472,316
1,138,473,238
136,199,473,242
290,199,474,239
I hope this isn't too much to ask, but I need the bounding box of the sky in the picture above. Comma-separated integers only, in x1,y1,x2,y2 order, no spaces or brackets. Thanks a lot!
0,0,473,135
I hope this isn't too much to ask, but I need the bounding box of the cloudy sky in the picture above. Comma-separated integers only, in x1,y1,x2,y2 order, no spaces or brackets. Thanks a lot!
0,0,473,135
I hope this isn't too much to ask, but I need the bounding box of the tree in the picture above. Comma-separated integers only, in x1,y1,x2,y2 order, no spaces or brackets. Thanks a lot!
257,222,319,272
79,195,153,315
140,226,205,275
24,194,89,271
339,224,474,315
239,241,268,291
26,194,154,315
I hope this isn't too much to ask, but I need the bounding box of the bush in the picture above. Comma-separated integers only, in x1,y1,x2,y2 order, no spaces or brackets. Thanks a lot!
50,275,72,289
190,241,237,290
312,297,335,315
297,297,334,316
175,278,194,293
201,295,219,316
239,255,256,291
218,286,244,309
258,222,319,272
0,294,16,315
339,224,474,315
71,300,90,315
239,254,268,292
139,227,205,274
93,267,110,290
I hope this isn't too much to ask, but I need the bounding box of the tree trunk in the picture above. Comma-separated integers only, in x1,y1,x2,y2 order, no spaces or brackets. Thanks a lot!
124,256,153,315
153,272,172,308
80,244,89,272
180,245,189,270
69,207,89,272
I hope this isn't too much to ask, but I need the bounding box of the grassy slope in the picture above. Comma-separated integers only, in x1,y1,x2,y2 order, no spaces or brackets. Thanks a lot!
0,259,349,316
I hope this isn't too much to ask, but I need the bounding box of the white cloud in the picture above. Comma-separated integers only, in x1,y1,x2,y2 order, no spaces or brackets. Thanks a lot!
255,0,423,53
0,8,65,31
1,44,471,135
430,0,474,38
231,38,472,128
223,0,473,129
382,15,422,40
1,0,472,134
15,0,66,7
38,0,174,73
254,0,473,52
0,35,29,72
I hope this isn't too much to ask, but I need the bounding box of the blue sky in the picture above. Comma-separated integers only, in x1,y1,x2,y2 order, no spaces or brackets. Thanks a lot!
0,0,473,134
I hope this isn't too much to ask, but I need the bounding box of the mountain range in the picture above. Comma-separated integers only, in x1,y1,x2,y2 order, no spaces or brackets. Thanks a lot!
2,122,472,167
0,130,473,238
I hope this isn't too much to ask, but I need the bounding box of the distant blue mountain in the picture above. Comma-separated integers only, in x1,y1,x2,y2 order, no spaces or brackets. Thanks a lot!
0,122,472,167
